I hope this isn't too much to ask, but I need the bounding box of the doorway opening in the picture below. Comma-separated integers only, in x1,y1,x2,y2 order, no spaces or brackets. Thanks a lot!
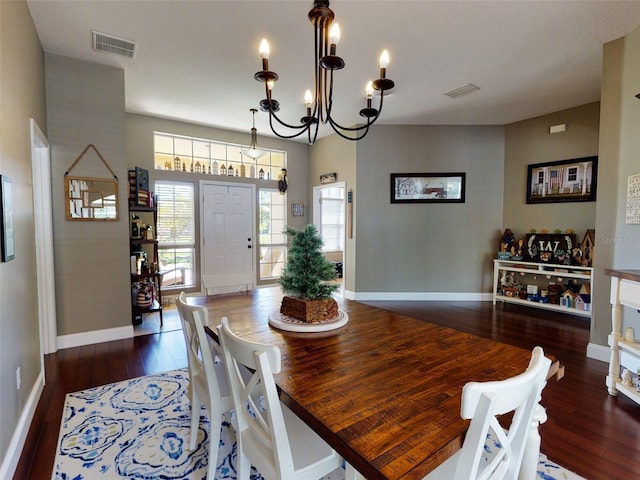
313,182,346,290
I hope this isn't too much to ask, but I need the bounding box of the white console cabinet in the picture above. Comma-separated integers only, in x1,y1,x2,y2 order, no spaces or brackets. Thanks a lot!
493,259,593,318
605,269,640,405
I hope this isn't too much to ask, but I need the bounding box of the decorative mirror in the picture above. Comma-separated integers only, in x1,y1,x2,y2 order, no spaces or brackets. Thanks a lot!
65,176,118,220
64,144,119,221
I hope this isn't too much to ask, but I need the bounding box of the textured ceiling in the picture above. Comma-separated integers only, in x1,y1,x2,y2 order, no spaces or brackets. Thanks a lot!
27,0,640,142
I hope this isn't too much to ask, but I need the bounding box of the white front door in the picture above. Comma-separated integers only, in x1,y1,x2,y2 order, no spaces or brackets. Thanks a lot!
201,181,255,295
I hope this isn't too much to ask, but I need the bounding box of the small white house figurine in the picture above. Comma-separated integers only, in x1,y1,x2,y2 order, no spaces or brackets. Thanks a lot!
560,289,579,308
624,327,636,343
622,368,633,386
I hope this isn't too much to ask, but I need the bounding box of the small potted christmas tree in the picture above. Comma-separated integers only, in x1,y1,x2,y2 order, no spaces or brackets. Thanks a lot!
279,224,339,323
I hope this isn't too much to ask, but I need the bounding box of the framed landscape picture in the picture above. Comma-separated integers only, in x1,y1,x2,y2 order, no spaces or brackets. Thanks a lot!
390,173,466,204
526,156,597,204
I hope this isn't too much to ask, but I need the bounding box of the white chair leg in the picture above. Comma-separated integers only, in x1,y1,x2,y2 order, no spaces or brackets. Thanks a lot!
518,403,547,480
345,462,366,480
189,387,199,451
236,450,252,480
207,414,221,480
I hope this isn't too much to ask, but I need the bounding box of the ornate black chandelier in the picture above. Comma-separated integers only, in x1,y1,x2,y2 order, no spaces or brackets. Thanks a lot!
254,0,395,145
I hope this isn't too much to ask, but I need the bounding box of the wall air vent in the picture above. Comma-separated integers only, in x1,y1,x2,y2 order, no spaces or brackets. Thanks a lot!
92,31,136,58
443,83,479,99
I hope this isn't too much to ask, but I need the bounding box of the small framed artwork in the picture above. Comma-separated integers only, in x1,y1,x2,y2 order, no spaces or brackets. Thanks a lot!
526,156,597,204
390,173,466,203
1,175,15,262
320,172,337,184
626,173,640,224
291,203,304,216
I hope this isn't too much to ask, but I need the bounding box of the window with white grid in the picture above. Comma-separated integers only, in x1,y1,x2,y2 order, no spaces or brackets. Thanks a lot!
155,181,195,289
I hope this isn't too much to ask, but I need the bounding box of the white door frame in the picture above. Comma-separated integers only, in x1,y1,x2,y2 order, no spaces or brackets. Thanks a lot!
312,181,346,275
199,180,256,295
30,119,57,356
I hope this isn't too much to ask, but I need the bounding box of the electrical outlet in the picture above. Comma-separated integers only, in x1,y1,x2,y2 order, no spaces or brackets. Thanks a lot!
16,367,21,390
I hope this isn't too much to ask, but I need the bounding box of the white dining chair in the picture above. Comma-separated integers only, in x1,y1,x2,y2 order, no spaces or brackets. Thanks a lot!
217,316,344,480
423,346,551,480
176,292,234,480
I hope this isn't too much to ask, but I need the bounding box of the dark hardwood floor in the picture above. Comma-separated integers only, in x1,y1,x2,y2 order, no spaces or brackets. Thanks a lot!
14,289,640,479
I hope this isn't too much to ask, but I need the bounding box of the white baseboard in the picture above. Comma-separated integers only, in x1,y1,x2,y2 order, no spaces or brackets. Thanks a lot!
0,369,45,480
345,291,493,302
587,342,609,363
57,325,134,350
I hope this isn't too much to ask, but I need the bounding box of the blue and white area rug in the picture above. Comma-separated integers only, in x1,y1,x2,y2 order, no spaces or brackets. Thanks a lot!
52,369,586,480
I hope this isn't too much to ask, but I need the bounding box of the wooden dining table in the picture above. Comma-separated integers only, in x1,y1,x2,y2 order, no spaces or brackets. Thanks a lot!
202,288,557,480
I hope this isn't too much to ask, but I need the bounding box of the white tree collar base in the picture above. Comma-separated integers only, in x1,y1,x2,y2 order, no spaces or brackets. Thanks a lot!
268,310,348,333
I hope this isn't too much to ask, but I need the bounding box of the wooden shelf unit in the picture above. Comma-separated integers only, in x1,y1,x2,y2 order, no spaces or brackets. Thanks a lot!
130,203,163,326
493,259,593,318
605,269,640,405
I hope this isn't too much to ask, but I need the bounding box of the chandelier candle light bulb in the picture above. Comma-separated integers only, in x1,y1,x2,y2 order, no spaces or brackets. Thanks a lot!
379,50,389,69
366,81,374,99
305,90,313,108
260,38,270,69
329,23,340,54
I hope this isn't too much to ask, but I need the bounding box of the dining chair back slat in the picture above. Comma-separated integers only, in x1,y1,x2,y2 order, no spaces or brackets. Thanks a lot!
217,317,343,480
423,346,551,480
176,292,234,479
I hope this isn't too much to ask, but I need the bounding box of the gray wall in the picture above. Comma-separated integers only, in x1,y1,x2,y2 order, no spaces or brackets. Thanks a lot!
0,0,46,470
308,134,356,291
352,125,505,294
125,113,310,289
45,53,131,336
593,29,640,348
504,102,600,235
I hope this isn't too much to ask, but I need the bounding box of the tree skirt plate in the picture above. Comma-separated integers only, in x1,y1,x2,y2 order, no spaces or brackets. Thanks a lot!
268,310,348,332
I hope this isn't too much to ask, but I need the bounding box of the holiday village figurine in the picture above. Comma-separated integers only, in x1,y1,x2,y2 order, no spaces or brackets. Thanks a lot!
278,168,288,195
500,228,516,253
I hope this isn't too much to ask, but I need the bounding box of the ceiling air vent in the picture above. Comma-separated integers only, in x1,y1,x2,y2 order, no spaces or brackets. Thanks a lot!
443,83,479,99
92,31,136,58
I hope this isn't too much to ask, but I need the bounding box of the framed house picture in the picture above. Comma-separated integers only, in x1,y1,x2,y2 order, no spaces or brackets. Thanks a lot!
390,173,466,204
526,156,597,204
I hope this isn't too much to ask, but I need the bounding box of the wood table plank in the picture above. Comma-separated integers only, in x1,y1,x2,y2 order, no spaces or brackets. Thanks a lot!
203,289,534,480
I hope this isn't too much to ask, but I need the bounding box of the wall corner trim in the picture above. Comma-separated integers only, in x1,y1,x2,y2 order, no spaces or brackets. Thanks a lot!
57,325,134,350
0,370,45,480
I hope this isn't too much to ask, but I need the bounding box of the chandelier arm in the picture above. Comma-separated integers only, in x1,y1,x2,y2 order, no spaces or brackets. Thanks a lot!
266,108,313,131
307,118,321,145
328,119,372,141
326,113,373,134
316,20,326,124
324,65,333,122
326,90,385,132
262,85,314,131
268,113,314,139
